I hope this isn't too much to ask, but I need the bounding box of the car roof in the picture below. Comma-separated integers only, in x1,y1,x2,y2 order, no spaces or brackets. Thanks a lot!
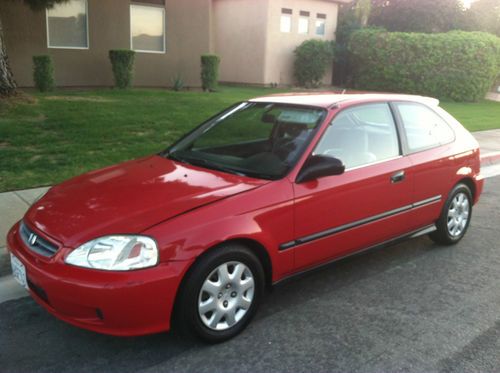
248,93,440,109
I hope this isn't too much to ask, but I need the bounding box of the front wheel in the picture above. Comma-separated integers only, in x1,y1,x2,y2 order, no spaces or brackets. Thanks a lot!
174,244,264,343
430,183,472,245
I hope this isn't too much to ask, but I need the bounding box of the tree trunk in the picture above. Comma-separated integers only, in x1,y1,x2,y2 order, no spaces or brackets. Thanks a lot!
0,14,17,96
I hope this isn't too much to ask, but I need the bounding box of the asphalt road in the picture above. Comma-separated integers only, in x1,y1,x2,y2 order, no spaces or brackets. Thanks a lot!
1,176,500,373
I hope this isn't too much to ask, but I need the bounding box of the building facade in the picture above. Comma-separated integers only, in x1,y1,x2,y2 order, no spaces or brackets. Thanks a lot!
1,0,347,88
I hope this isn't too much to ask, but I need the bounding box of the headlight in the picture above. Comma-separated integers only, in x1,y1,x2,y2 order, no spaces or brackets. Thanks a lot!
65,235,158,271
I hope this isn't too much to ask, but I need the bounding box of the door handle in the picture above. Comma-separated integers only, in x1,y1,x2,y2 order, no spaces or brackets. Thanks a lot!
391,170,405,183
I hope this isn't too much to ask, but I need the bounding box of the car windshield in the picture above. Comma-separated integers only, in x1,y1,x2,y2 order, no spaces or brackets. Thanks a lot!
164,102,326,180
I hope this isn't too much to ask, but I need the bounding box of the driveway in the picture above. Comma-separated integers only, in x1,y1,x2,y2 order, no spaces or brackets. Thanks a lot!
1,175,499,373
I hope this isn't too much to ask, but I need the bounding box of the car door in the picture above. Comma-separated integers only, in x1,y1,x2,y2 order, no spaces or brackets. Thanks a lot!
392,102,458,232
290,103,414,271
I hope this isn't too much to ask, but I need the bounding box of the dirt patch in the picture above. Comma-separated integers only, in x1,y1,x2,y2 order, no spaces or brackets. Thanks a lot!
44,96,115,103
0,142,10,149
0,92,38,111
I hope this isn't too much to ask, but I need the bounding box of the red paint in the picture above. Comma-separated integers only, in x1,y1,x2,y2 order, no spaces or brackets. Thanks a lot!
7,94,483,336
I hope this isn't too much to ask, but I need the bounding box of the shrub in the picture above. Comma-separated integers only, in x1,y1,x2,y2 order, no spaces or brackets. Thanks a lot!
349,29,500,102
294,39,335,87
172,74,184,91
200,54,220,91
33,55,54,92
109,50,135,89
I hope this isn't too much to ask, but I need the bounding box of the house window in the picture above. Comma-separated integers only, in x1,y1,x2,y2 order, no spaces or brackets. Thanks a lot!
46,0,88,49
280,8,292,33
316,13,326,36
298,11,310,34
130,4,166,53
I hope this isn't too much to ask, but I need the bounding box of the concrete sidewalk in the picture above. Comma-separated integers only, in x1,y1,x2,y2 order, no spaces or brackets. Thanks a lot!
1,130,500,292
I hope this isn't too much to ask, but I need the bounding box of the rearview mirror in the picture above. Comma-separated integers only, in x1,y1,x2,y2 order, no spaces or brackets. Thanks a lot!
296,155,345,183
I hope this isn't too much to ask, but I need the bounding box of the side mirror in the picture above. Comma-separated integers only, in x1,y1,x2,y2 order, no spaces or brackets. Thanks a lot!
296,155,345,183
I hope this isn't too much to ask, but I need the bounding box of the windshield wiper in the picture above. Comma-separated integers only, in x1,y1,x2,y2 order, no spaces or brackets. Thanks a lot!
168,153,247,177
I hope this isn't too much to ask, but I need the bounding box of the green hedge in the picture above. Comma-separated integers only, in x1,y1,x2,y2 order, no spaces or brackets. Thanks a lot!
109,50,135,89
33,55,54,92
349,29,500,102
201,54,220,91
294,39,335,87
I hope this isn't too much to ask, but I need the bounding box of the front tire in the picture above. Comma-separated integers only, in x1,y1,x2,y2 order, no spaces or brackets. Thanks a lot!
175,244,264,343
430,183,472,245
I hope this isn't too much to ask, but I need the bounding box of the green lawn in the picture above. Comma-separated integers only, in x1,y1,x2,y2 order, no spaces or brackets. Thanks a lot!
0,86,499,192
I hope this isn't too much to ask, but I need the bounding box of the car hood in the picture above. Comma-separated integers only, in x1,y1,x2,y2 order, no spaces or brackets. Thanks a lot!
25,155,268,248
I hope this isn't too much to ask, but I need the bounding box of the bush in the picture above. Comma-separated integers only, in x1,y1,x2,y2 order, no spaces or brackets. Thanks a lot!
33,55,54,92
349,29,500,102
109,50,135,89
294,39,335,87
201,54,220,91
172,74,184,91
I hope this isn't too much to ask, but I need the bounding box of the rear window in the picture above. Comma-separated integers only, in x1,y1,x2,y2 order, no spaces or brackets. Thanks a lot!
396,103,455,153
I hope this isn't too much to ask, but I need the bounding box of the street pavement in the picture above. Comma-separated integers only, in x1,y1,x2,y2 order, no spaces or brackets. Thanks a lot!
0,175,499,373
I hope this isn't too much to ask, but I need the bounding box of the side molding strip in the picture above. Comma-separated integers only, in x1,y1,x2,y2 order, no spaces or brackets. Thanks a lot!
279,195,441,251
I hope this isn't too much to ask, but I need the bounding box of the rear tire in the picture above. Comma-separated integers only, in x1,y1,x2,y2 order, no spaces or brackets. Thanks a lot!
174,244,264,343
429,183,472,245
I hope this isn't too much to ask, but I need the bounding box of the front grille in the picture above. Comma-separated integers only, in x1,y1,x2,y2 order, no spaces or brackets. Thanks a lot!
19,221,59,257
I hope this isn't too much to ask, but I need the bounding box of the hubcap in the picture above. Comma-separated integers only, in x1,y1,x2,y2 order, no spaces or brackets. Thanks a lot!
198,261,255,331
446,192,470,237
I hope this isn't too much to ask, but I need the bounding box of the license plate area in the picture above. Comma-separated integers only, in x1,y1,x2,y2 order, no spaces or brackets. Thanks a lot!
10,253,28,290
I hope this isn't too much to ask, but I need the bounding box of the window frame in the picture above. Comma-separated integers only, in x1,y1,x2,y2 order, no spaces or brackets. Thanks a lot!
130,3,167,54
312,102,404,172
280,8,293,33
390,101,456,155
298,11,310,34
315,13,326,36
46,0,89,50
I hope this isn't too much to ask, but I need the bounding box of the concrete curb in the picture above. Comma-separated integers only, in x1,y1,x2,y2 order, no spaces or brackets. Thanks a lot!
481,152,500,167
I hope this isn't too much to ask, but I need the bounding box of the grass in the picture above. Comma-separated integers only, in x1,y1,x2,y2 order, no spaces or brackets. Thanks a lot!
0,86,499,192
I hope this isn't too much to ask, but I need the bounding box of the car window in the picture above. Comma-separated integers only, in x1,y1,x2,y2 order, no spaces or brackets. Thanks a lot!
314,103,400,169
166,102,325,180
396,103,455,153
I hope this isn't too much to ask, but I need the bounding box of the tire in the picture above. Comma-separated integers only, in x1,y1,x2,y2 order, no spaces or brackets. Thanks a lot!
430,183,473,245
174,244,265,343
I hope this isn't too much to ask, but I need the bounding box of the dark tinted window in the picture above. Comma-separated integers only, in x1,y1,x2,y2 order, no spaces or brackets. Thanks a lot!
396,103,455,152
315,103,400,169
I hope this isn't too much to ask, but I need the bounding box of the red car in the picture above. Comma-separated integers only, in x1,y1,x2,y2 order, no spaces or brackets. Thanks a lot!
8,93,483,342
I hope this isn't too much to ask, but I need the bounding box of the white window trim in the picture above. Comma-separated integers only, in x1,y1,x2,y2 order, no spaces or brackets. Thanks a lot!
280,14,292,33
298,16,310,34
315,19,326,36
130,3,166,54
46,0,90,50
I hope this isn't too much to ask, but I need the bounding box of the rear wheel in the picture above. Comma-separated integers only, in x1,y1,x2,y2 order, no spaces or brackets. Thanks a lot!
175,244,264,343
430,183,472,245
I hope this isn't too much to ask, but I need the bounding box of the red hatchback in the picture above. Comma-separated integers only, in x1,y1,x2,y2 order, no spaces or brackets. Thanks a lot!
7,93,483,342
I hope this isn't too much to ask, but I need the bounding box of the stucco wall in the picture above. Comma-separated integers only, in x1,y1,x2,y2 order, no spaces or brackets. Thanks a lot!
0,0,212,87
264,0,339,85
212,0,270,85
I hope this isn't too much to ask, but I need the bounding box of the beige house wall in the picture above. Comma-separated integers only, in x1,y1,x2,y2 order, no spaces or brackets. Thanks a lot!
212,0,270,85
264,0,339,85
0,0,213,88
1,0,343,88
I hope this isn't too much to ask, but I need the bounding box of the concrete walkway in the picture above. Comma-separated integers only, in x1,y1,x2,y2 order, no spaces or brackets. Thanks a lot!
1,130,500,302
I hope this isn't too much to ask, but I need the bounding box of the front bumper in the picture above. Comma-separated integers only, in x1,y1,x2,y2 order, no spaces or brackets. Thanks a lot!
7,222,193,336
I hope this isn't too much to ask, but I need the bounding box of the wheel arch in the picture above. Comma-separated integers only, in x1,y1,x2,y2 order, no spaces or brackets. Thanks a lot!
170,237,273,326
456,177,476,201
